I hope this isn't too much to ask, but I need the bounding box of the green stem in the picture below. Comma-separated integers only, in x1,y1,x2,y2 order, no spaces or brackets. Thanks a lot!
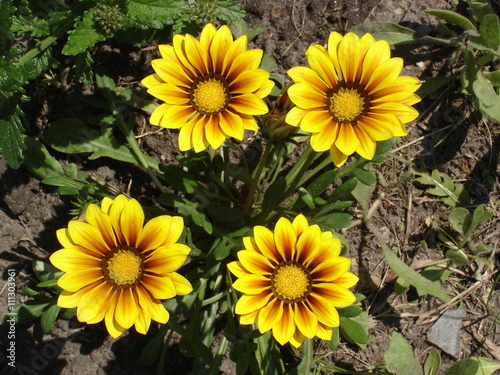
242,142,273,214
282,144,318,199
17,18,75,65
117,119,167,194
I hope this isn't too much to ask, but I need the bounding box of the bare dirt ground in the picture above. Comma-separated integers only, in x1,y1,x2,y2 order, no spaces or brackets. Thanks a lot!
1,0,499,374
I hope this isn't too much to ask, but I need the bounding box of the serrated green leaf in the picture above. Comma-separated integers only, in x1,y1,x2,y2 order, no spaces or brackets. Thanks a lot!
40,304,60,333
0,107,26,168
63,11,107,56
424,349,441,375
0,0,14,55
425,9,476,31
21,136,65,180
385,332,423,375
479,14,500,51
216,0,246,22
127,0,188,29
350,22,417,45
73,50,94,84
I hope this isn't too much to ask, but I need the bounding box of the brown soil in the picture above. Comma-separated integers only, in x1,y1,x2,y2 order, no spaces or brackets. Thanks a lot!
1,0,499,374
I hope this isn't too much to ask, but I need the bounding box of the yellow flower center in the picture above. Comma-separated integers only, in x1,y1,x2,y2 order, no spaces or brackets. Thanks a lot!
192,79,228,114
329,87,366,122
106,249,143,286
272,264,311,302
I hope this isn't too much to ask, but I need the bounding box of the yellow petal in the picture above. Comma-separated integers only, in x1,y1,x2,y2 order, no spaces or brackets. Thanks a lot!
134,309,151,335
141,73,164,89
210,24,233,73
159,104,196,129
308,293,340,327
58,268,103,292
365,57,403,94
294,302,318,338
272,303,295,345
205,115,226,149
120,198,145,247
151,59,192,88
299,110,334,134
50,248,101,273
310,121,340,152
226,49,263,82
232,274,270,295
230,69,270,94
295,224,321,266
334,272,359,288
145,244,190,274
57,281,100,308
257,298,283,333
274,217,296,261
313,283,356,307
330,143,349,167
306,44,338,88
311,256,351,281
67,220,110,256
235,292,272,315
137,284,170,323
285,106,310,127
287,82,327,110
337,32,362,82
108,195,129,244
227,260,250,278
237,250,274,275
141,274,177,299
353,125,377,160
360,40,391,84
178,116,197,151
252,226,280,264
137,215,184,252
77,281,112,323
167,272,193,296
114,288,139,329
104,293,126,338
184,33,209,76
85,204,116,249
288,66,329,92
335,123,359,156
192,115,209,152
292,214,309,237
219,109,244,139
240,310,259,325
357,115,395,141
229,94,268,115
222,35,248,76
316,322,333,340
148,82,189,104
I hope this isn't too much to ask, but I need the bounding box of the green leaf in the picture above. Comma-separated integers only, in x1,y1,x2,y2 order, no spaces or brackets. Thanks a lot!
417,76,453,98
337,305,362,318
260,177,286,218
425,9,476,31
351,180,373,214
288,338,314,375
63,11,107,55
445,359,480,375
20,137,67,183
479,14,500,51
449,207,470,236
352,168,377,186
372,227,451,301
424,349,441,375
339,314,370,348
420,266,452,285
472,357,500,375
350,22,417,45
0,104,26,168
42,118,160,170
384,332,423,375
216,0,246,23
313,212,353,229
306,169,338,197
40,304,61,333
126,0,188,29
298,187,316,209
473,72,499,107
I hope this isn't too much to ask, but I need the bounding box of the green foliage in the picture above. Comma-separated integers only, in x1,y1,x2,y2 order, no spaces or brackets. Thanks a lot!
415,167,471,207
384,332,423,375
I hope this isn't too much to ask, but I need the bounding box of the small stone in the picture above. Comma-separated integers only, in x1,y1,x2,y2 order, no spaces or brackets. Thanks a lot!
427,308,465,358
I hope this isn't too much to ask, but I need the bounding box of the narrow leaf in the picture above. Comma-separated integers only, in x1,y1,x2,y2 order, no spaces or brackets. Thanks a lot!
425,9,476,31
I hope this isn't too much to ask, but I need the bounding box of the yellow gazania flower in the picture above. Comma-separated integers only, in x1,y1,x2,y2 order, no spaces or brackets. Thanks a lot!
50,195,193,338
142,23,274,152
286,32,421,167
228,214,358,347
